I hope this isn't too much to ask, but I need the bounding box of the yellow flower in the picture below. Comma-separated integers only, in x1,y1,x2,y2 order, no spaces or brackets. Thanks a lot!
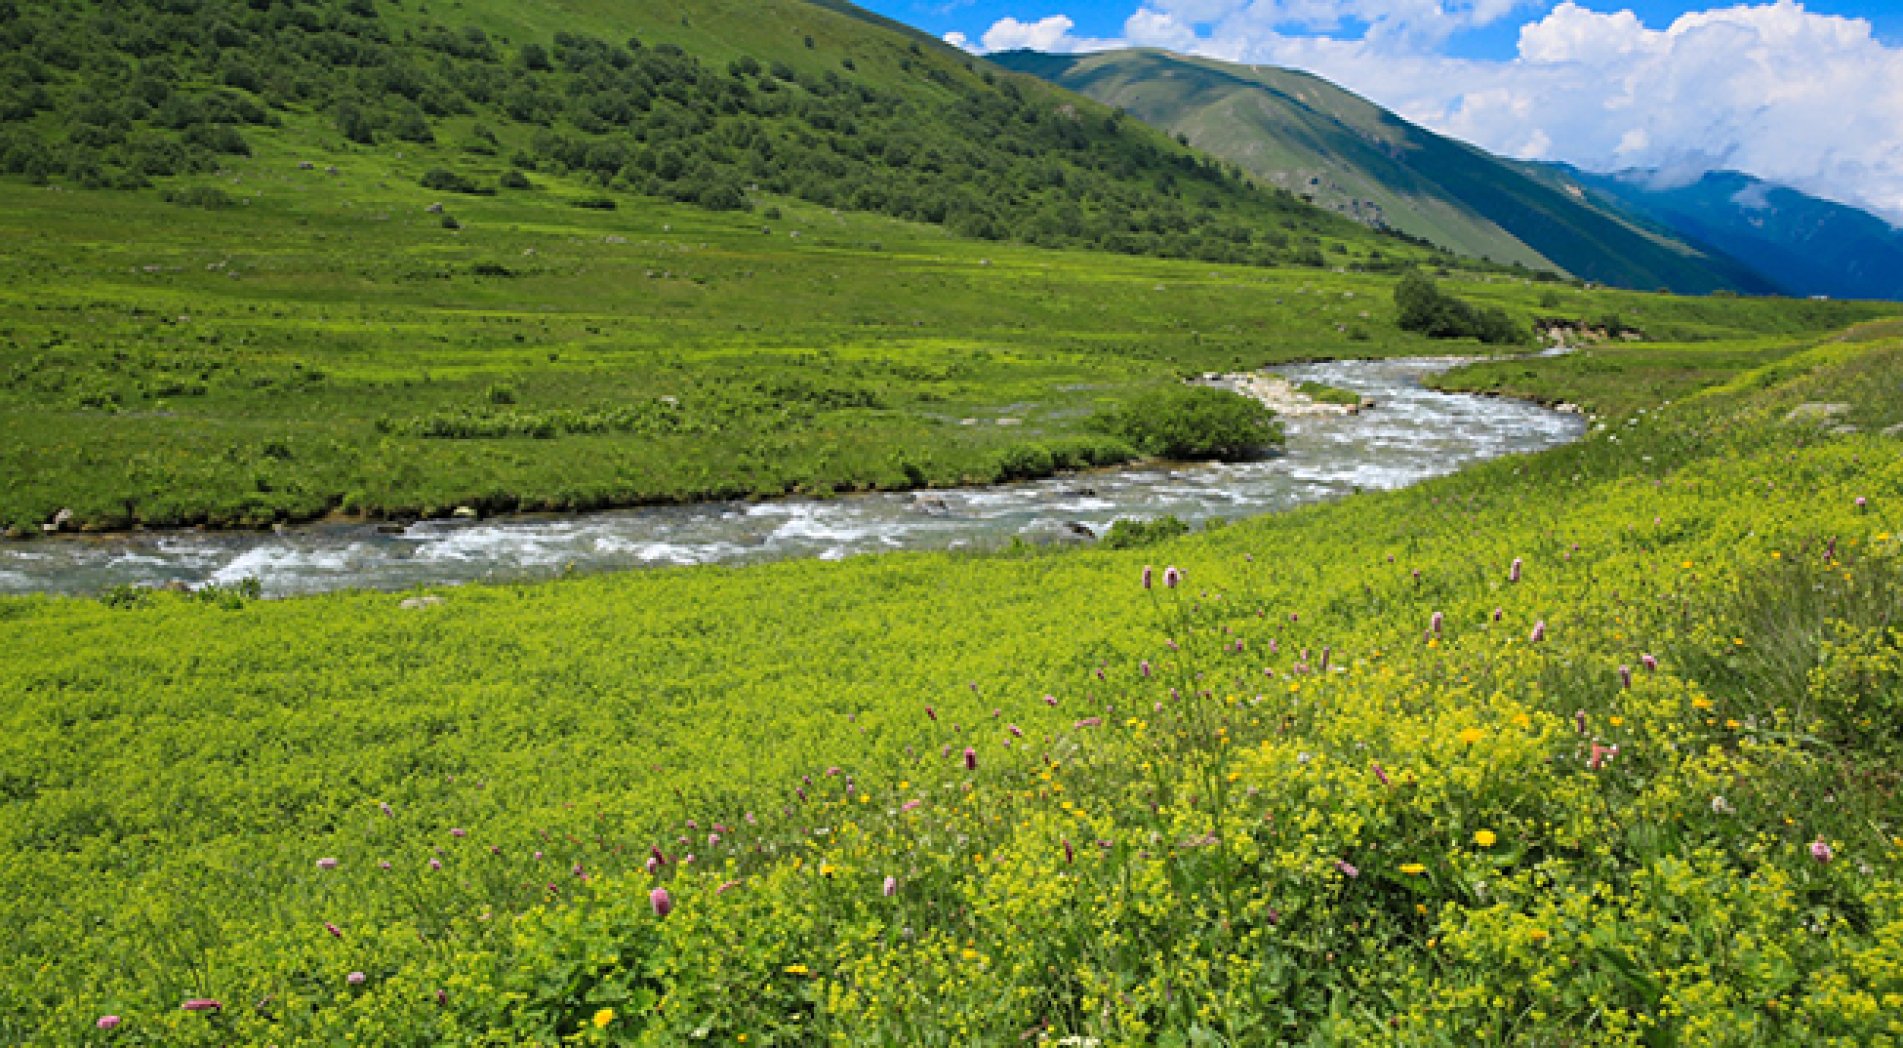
1474,829,1498,848
1399,863,1427,876
818,863,837,877
1608,716,1625,727
1457,727,1484,746
593,1008,615,1029
784,964,810,975
961,948,981,961
1692,696,1713,711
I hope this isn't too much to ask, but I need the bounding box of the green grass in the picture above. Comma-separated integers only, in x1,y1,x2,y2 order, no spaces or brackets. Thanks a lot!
5,325,1903,1044
3,151,1888,534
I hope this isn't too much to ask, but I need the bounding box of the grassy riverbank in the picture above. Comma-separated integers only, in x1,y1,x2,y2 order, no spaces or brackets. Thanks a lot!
6,328,1902,1043
2,164,1887,534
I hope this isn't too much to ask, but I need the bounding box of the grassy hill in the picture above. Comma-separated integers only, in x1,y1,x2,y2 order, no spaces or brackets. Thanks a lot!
991,49,1790,296
0,0,1402,267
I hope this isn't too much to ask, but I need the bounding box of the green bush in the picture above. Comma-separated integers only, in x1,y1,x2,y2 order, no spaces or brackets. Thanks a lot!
1395,271,1524,345
1097,385,1283,461
1100,514,1190,548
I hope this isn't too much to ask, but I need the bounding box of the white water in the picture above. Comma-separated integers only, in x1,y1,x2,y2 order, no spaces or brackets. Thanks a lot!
0,358,1582,597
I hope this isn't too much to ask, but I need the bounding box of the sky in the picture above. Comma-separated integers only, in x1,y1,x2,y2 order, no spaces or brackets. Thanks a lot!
855,0,1903,223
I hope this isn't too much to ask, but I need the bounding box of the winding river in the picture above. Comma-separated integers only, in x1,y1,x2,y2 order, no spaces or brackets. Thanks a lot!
0,357,1584,597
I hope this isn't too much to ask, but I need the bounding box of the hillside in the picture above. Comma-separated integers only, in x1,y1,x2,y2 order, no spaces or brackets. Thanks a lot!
991,48,1788,296
0,0,1415,269
1548,166,1903,302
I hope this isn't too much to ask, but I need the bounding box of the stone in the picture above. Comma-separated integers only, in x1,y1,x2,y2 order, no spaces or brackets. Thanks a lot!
41,507,73,534
399,595,444,610
425,202,444,214
1784,402,1851,425
451,506,479,520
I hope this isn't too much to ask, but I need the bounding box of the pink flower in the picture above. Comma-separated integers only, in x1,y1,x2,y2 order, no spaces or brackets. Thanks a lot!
1063,838,1075,864
901,799,923,812
346,971,366,987
1430,611,1443,635
645,856,660,874
1044,694,1058,706
1641,653,1658,673
963,747,977,771
427,858,441,871
1335,860,1359,879
96,1015,121,1031
650,887,673,917
1509,558,1522,583
1619,665,1632,690
1574,709,1588,734
181,998,221,1013
1140,660,1152,678
717,879,741,894
1008,724,1023,738
1074,717,1101,728
315,857,339,871
925,705,936,721
883,875,898,897
1164,566,1182,589
1810,839,1833,864
1530,620,1546,643
1492,607,1503,622
450,827,466,838
324,921,343,939
650,844,667,867
1142,565,1154,589
1855,496,1867,509
1370,762,1389,786
1588,743,1616,770
379,802,394,817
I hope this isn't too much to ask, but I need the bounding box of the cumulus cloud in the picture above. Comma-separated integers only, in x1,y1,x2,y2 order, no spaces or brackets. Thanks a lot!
947,14,1123,54
961,1,1903,222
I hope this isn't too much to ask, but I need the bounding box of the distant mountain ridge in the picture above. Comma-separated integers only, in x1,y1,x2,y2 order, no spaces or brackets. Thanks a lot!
992,47,1903,300
1538,166,1903,301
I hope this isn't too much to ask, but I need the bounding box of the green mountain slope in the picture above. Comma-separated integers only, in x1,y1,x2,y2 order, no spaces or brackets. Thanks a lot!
0,0,1419,269
993,48,1782,295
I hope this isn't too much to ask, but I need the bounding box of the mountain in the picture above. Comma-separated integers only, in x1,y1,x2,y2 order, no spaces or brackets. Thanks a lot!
1539,166,1903,301
990,48,1784,296
0,0,1424,271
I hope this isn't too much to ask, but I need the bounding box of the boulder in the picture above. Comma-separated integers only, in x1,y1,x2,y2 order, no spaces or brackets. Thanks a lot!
41,507,73,534
399,595,444,610
425,202,444,214
451,506,479,520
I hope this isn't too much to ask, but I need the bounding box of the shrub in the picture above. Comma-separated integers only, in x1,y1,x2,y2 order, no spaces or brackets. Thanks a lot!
1097,385,1283,461
420,167,491,195
1100,514,1190,549
1395,271,1524,345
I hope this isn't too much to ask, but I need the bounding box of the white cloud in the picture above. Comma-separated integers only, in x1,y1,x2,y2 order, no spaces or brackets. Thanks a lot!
958,14,1124,53
964,2,1903,222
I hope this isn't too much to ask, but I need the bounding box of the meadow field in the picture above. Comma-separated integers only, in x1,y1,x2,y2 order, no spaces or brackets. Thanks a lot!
6,318,1903,1043
2,139,1882,535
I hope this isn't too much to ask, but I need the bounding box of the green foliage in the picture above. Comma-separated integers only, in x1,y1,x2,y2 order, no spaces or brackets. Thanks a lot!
1101,514,1190,548
1395,270,1524,344
1099,385,1284,461
419,168,491,196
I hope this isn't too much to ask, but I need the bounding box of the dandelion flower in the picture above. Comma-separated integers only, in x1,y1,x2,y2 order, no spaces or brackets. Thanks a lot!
784,964,810,975
1457,727,1484,746
1398,863,1427,876
594,1008,615,1029
1473,829,1497,848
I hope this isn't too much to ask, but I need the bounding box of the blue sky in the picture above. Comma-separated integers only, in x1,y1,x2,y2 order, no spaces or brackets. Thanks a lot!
862,1,1900,58
853,1,1903,221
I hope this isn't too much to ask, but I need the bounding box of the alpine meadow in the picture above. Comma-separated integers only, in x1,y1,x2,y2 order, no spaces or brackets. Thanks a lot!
3,1,1902,1045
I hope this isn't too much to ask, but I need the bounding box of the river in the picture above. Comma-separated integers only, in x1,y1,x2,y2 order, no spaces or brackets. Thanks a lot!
0,357,1584,598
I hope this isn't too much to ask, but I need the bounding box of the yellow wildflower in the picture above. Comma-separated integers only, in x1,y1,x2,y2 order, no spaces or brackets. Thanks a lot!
1474,829,1498,848
593,1008,615,1029
784,964,810,975
1457,727,1484,746
1399,863,1427,875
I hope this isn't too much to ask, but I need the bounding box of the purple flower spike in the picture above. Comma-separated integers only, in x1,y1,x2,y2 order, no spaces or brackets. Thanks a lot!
1509,558,1522,583
1164,566,1182,589
650,887,673,917
883,875,898,897
1810,839,1833,864
315,857,339,871
1619,665,1632,690
1335,860,1360,879
181,999,221,1013
1371,762,1389,786
324,921,343,939
1142,565,1154,589
1530,620,1546,643
96,1015,121,1031
1641,653,1658,673
1430,611,1443,635
347,971,366,987
963,747,978,771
